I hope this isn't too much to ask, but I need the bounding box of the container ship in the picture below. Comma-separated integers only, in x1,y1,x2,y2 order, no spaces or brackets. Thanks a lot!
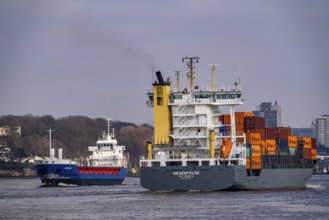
35,119,127,186
140,56,316,191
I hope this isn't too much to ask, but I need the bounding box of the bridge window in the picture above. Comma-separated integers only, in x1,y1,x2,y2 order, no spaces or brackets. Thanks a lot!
216,94,225,99
174,95,182,99
187,161,199,166
201,161,210,166
166,161,182,166
195,94,210,99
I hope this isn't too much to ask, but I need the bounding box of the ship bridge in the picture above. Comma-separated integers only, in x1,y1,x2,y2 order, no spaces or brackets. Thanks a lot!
169,89,243,106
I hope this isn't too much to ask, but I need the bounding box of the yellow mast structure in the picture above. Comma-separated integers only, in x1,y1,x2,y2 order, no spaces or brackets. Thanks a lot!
207,64,220,91
182,56,199,92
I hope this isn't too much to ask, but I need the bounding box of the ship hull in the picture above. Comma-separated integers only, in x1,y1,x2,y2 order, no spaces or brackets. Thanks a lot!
35,164,126,186
231,166,314,190
140,165,314,191
140,165,236,191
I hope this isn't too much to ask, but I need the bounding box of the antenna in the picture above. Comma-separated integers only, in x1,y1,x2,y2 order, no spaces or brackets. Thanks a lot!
182,56,199,92
206,64,221,91
47,129,56,158
151,57,154,83
107,118,112,137
174,71,181,91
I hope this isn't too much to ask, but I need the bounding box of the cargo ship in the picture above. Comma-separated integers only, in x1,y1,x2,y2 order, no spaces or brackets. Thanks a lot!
140,56,316,191
35,119,127,186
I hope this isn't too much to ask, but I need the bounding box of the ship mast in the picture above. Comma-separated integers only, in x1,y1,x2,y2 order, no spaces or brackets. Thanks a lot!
174,71,181,91
107,118,112,138
47,129,55,159
207,64,221,91
182,56,199,92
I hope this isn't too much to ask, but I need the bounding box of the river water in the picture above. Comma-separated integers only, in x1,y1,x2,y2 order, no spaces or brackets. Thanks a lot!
0,175,329,219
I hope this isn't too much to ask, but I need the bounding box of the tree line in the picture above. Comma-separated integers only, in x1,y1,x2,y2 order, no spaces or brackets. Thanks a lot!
0,114,153,167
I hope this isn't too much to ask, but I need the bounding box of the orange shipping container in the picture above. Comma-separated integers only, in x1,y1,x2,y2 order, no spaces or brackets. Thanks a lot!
246,132,261,144
260,141,266,154
252,144,261,158
288,136,298,147
246,157,262,170
311,149,317,160
236,124,245,132
246,158,250,169
223,114,231,125
236,112,254,124
266,140,276,155
267,150,276,155
227,124,244,133
299,137,311,149
223,112,254,125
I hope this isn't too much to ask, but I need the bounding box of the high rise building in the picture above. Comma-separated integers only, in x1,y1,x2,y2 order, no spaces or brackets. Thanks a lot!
314,115,329,147
253,102,282,127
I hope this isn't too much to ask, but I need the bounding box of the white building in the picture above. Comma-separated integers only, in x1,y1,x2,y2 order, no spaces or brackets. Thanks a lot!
314,115,329,147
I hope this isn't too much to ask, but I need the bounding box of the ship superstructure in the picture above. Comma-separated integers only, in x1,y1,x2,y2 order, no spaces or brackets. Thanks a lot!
140,56,316,191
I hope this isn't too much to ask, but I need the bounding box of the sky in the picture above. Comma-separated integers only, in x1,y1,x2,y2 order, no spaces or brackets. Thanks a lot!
0,0,328,127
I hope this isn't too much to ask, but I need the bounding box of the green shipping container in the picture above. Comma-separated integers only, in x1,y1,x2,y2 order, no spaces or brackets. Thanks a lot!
246,147,250,158
289,148,296,155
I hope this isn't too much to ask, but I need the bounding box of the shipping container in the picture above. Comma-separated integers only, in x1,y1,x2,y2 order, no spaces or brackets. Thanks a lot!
265,127,276,140
223,114,231,125
255,129,265,140
246,132,261,144
244,116,265,130
218,126,229,135
222,112,254,125
260,141,266,154
267,150,276,155
299,137,311,149
236,124,245,132
288,136,298,147
278,140,289,154
266,140,276,155
311,138,317,149
227,124,244,133
246,157,262,170
289,147,296,155
275,127,292,140
218,115,224,123
246,144,261,158
311,149,317,160
252,144,261,158
235,113,245,124
246,158,250,169
303,148,312,159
